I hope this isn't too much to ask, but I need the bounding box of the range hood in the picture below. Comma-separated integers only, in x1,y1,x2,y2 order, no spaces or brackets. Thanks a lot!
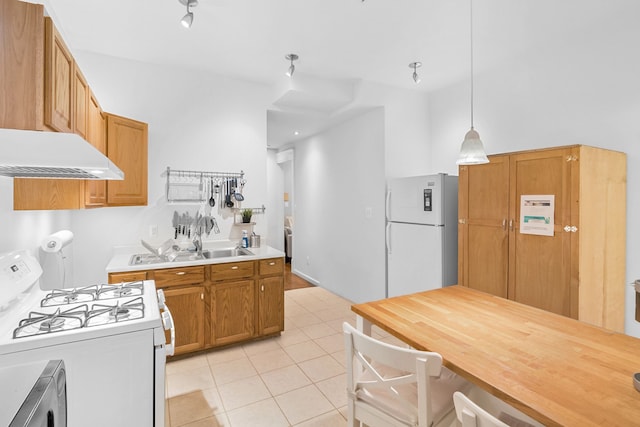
0,129,124,180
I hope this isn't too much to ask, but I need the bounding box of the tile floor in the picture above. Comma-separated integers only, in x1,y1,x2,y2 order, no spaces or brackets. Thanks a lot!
164,285,403,427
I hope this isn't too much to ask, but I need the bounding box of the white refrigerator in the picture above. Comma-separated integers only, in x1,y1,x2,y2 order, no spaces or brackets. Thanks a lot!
385,173,458,297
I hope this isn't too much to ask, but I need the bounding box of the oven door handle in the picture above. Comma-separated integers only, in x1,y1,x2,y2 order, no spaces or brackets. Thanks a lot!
161,309,175,356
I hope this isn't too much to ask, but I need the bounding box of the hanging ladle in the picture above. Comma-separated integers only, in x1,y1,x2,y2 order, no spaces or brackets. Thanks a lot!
208,177,216,207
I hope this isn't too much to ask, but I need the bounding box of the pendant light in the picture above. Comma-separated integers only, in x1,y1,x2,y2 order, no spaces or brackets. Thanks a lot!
456,0,489,165
409,62,422,84
179,0,198,29
285,54,299,77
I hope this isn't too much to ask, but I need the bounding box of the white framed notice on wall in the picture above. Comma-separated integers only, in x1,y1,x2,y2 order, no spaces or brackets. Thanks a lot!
520,195,555,236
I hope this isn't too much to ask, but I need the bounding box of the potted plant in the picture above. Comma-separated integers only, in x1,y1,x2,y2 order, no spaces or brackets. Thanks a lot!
241,208,253,223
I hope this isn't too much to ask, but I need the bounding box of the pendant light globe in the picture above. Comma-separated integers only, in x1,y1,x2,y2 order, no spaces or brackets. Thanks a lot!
285,54,299,77
457,0,489,165
457,128,489,165
179,0,197,28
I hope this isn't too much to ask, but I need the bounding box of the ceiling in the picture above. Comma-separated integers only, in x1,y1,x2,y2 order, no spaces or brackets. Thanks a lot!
38,0,635,148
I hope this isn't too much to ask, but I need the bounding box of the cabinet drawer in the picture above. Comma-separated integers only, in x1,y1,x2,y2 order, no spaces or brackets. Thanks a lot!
259,258,284,276
210,261,254,282
108,271,147,283
153,266,205,288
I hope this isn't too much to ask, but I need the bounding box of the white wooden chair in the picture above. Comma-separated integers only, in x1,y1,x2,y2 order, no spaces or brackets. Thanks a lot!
343,322,470,427
454,392,540,427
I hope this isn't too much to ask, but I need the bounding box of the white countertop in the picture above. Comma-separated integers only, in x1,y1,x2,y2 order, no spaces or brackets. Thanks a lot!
106,240,285,273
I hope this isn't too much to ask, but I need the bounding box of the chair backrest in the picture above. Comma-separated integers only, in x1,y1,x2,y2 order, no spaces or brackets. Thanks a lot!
343,322,444,426
453,392,510,427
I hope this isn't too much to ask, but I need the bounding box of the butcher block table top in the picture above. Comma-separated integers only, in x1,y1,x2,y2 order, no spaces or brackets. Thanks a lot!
351,285,640,427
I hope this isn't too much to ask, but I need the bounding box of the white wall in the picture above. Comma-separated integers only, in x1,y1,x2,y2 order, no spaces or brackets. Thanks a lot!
293,108,386,303
427,18,640,336
66,52,273,284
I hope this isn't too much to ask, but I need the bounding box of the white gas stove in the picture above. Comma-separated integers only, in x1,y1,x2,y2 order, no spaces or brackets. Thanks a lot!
0,250,174,427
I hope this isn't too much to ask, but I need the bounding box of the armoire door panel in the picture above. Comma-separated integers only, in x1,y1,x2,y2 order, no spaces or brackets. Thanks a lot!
466,224,508,297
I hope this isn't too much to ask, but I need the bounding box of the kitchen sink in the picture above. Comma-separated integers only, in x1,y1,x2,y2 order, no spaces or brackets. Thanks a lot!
129,247,253,266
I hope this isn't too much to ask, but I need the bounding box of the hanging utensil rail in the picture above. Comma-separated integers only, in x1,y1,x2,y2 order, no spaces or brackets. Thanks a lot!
164,167,245,203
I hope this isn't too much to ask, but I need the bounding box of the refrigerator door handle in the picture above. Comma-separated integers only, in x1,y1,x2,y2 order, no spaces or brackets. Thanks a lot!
386,222,392,254
385,190,391,220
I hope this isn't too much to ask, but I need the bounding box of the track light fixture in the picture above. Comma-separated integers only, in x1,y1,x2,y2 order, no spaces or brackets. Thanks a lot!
179,0,198,28
285,54,299,77
409,62,422,84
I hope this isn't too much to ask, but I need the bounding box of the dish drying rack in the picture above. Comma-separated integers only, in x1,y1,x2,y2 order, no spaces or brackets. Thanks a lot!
164,167,244,203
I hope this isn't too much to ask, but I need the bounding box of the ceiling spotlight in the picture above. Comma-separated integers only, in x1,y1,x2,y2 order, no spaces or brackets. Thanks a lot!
285,54,299,77
409,62,422,84
179,0,198,28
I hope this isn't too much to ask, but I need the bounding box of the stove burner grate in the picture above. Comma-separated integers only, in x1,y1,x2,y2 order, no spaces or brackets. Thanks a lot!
13,305,88,338
41,285,99,307
97,281,144,300
85,297,145,327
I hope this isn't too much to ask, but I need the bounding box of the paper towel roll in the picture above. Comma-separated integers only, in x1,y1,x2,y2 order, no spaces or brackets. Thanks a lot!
41,230,74,253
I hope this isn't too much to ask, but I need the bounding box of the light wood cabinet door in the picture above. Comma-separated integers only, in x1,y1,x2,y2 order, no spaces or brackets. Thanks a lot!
257,276,284,336
43,17,73,133
163,285,205,355
458,156,510,297
508,147,573,316
210,280,255,346
106,113,148,206
84,91,107,207
0,0,44,130
73,64,89,140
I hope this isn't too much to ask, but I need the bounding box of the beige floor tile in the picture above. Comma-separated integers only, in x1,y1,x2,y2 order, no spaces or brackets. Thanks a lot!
167,354,209,375
283,340,326,363
209,357,257,385
287,312,323,328
314,333,345,354
181,414,230,427
315,374,347,408
217,375,271,411
260,364,312,396
206,346,247,366
226,398,289,427
274,328,311,347
298,355,344,383
167,366,216,398
330,349,347,368
292,410,347,427
300,323,336,340
249,347,295,373
168,390,218,426
275,384,334,425
242,337,282,356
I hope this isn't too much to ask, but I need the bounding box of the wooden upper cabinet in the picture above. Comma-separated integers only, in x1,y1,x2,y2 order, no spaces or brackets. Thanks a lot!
43,17,74,133
84,91,107,207
106,113,148,206
0,0,44,130
73,65,89,139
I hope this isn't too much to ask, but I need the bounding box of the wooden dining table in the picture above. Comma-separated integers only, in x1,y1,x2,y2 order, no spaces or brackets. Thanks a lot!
351,285,640,427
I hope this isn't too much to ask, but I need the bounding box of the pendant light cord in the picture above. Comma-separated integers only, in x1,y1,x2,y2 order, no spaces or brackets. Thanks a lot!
470,0,474,130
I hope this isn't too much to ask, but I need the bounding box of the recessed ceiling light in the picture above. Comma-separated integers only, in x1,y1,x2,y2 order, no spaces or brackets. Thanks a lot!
294,131,300,136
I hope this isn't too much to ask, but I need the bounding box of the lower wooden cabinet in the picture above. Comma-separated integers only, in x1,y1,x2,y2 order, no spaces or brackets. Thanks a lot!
108,257,285,357
163,286,205,355
258,276,284,335
210,279,254,346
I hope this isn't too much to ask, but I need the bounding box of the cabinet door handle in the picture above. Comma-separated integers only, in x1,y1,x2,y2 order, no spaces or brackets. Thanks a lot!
502,219,507,230
201,293,204,300
175,271,186,276
268,262,275,266
261,285,264,292
231,266,239,270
